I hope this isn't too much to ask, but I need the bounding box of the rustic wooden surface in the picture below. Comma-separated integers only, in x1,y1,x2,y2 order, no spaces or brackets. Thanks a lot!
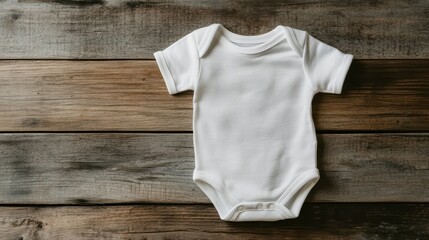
0,0,428,239
0,204,427,239
0,133,427,204
0,60,427,131
0,0,428,59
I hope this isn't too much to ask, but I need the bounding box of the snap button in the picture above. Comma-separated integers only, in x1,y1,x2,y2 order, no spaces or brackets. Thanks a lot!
257,203,264,210
268,203,276,209
237,205,246,212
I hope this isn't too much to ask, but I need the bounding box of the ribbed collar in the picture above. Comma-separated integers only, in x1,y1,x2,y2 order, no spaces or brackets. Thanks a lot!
214,23,286,54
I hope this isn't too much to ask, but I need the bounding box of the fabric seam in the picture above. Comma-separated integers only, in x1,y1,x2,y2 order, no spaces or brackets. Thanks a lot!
153,51,178,94
192,31,202,90
198,24,217,58
296,31,318,93
332,54,353,94
286,27,303,55
277,168,319,204
194,25,214,89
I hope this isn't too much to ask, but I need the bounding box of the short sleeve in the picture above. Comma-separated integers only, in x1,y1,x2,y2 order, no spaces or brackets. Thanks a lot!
153,31,200,95
300,31,354,94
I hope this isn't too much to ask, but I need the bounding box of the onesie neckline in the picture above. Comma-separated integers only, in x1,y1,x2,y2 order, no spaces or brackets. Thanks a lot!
215,23,286,55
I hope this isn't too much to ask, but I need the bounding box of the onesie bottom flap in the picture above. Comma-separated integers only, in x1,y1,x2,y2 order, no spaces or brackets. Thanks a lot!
193,168,320,222
226,202,295,222
233,209,285,222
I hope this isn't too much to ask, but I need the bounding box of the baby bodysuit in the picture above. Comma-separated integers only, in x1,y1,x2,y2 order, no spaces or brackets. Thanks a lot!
153,23,353,222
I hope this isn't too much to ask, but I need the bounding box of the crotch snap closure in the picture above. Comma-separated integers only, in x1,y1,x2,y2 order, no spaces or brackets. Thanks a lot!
237,205,246,212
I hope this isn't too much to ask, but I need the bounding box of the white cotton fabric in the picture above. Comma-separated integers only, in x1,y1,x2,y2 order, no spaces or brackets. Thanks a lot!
154,23,353,222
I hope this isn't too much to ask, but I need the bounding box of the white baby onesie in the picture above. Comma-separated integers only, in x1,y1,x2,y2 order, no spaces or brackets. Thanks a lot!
153,23,353,222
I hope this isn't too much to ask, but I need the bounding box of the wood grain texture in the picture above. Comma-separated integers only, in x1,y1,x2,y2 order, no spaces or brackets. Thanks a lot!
0,0,427,238
0,60,427,131
0,204,427,239
0,133,427,204
0,0,428,59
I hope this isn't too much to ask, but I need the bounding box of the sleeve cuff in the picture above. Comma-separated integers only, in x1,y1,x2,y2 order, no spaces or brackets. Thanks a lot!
333,53,354,94
153,51,178,95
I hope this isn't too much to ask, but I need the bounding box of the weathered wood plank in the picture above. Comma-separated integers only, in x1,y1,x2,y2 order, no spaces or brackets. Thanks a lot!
0,60,427,131
0,0,428,59
0,204,427,239
0,133,427,204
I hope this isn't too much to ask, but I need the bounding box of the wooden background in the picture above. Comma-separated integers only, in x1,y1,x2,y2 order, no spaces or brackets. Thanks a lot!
0,0,428,239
